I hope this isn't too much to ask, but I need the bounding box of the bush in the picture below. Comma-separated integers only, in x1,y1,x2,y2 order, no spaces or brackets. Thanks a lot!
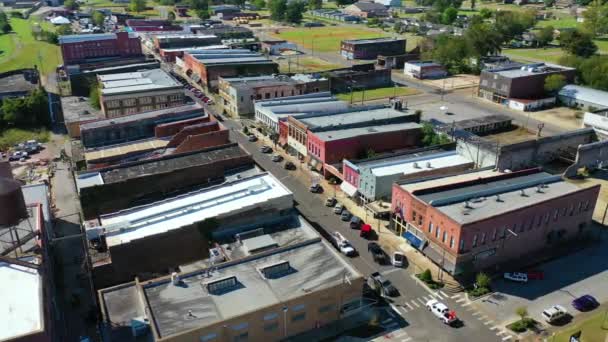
0,128,50,150
419,269,433,283
242,126,249,134
476,272,491,289
507,318,536,333
468,286,490,297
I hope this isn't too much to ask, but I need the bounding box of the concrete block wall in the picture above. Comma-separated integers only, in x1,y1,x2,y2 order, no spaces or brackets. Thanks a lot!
166,121,221,148
565,139,608,177
155,116,211,138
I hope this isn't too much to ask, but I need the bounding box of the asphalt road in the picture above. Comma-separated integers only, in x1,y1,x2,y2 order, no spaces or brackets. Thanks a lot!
217,114,507,342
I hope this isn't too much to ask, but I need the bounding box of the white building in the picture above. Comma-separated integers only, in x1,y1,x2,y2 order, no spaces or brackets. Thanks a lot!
558,85,608,111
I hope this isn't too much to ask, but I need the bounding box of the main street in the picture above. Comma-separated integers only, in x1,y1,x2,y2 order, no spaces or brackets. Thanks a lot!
216,113,510,342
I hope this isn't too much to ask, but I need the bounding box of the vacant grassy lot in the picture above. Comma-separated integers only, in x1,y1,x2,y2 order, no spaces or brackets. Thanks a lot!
503,47,566,64
277,55,341,73
0,18,62,75
0,128,50,150
551,311,608,342
271,26,389,53
336,86,420,103
536,17,578,29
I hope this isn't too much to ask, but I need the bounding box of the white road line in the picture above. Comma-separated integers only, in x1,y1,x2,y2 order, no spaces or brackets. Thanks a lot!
400,307,408,315
411,300,420,308
382,318,393,324
417,298,427,305
460,302,471,307
432,292,443,299
422,295,432,301
381,268,402,276
502,336,512,341
405,302,414,310
483,320,494,325
472,311,481,316
402,338,412,342
440,290,449,297
393,330,406,337
455,297,466,303
489,326,499,331
496,330,505,336
451,294,461,299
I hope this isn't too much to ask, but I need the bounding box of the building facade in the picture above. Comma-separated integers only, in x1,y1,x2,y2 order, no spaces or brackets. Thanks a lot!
478,63,576,103
340,38,406,60
218,75,328,117
153,34,222,50
404,61,448,79
558,84,608,111
343,2,389,18
390,168,600,275
97,69,185,118
59,32,142,65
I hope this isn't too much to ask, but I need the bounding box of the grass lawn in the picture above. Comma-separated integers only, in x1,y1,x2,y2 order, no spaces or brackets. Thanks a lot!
0,128,50,150
503,47,566,64
0,18,62,75
551,311,608,342
336,86,420,103
277,55,342,73
270,26,389,53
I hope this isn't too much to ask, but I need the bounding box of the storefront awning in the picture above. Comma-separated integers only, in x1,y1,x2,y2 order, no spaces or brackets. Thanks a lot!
403,231,424,250
340,181,358,197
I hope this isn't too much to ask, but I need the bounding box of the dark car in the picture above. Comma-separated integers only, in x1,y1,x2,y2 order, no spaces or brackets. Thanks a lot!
271,154,283,162
368,242,388,264
248,135,258,142
369,271,399,297
572,295,599,312
309,183,323,193
260,145,272,153
349,216,362,229
304,21,324,27
284,161,296,170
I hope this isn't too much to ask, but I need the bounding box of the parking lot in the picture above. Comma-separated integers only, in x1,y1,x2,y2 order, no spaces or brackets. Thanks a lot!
473,231,608,327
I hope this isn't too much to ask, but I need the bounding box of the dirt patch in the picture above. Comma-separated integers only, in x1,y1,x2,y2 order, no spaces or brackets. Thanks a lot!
485,126,537,144
527,107,583,130
417,74,480,90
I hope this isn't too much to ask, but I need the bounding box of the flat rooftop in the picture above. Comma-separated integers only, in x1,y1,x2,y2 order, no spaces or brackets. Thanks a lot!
299,107,414,130
84,138,169,162
99,69,182,95
97,143,248,184
313,122,420,142
80,103,203,130
0,73,37,94
490,63,574,79
160,45,231,52
94,173,292,247
60,96,102,123
452,114,512,130
0,257,43,341
368,151,472,177
59,32,131,44
435,173,583,224
179,215,319,273
191,55,273,66
142,238,360,338
343,37,405,45
399,169,500,193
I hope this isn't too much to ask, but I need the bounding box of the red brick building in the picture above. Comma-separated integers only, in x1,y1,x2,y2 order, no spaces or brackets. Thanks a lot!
58,32,142,65
125,19,182,32
390,168,600,275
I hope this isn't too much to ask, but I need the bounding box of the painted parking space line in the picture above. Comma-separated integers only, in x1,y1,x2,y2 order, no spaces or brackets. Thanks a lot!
489,326,499,331
501,336,512,341
455,297,467,303
496,330,505,336
483,320,494,325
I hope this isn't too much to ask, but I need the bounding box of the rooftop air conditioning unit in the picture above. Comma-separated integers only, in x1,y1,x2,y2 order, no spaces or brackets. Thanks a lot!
171,272,181,285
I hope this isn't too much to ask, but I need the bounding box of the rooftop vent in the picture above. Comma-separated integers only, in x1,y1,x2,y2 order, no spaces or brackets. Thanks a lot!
495,194,502,202
204,275,238,294
413,162,420,169
464,201,471,209
426,161,432,168
171,272,181,286
259,260,292,279
520,189,527,197
536,185,544,193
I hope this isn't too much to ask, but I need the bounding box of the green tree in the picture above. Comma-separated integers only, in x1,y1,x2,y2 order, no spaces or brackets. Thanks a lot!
559,29,598,57
441,6,458,24
465,22,503,59
167,11,176,21
479,7,492,19
92,11,105,26
544,74,566,94
55,25,72,36
130,0,147,13
1,88,50,127
430,34,470,74
308,0,322,9
582,0,608,37
544,0,555,6
470,0,475,9
536,25,554,46
64,0,79,10
89,84,100,109
285,1,305,23
1,21,11,34
270,0,287,21
494,10,536,42
475,272,491,289
516,306,528,321
196,9,210,19
253,0,266,8
336,0,356,6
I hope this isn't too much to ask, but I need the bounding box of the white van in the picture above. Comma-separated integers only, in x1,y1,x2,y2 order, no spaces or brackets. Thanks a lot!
541,305,568,323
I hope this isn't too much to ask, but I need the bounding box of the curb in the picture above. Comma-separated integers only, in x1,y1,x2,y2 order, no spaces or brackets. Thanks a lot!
465,290,495,302
410,274,443,297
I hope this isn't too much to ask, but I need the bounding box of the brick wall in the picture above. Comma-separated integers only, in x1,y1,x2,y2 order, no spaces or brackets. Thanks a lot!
173,130,230,154
155,116,212,138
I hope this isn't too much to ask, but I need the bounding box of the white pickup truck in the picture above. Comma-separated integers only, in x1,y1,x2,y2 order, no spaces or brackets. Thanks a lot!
332,231,356,256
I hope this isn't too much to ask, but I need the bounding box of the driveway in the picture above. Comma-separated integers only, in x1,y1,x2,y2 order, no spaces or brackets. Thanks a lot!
473,232,608,327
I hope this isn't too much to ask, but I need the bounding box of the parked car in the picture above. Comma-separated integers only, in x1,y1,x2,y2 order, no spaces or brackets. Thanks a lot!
369,272,399,297
325,197,337,207
309,183,322,193
284,161,296,170
340,210,352,221
333,203,344,214
572,295,599,312
206,98,214,105
392,251,405,267
504,272,528,283
426,299,458,325
248,135,258,142
349,216,362,229
542,305,568,324
271,154,283,162
368,242,387,264
8,151,28,161
260,145,272,153
304,21,325,27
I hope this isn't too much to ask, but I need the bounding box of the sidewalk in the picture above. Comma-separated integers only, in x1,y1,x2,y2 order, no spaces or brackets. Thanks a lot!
247,126,460,289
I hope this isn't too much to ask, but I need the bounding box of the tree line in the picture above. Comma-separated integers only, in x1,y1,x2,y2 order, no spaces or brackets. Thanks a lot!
1,88,50,129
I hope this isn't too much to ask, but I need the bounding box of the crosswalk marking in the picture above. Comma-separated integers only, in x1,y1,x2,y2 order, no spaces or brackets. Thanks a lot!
483,320,494,325
451,294,462,299
502,336,512,341
411,300,420,308
405,302,414,310
496,330,505,336
440,290,449,297
472,311,481,316
402,338,412,342
417,298,427,305
455,297,466,303
461,302,471,307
